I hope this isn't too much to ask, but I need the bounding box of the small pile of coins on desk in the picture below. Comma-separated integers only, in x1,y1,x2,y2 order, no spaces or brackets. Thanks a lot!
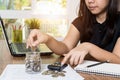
42,62,67,77
42,70,66,77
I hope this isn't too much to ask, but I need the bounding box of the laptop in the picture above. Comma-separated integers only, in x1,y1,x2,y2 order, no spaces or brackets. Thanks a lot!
0,17,53,57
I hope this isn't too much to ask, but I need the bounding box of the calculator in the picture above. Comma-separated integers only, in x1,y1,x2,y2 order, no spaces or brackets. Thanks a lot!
47,62,68,71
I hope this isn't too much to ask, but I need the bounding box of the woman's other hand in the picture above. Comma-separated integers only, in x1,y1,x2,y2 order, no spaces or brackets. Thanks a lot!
61,42,91,66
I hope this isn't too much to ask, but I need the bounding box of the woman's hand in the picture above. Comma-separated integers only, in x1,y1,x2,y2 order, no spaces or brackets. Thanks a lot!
62,42,92,66
26,29,49,48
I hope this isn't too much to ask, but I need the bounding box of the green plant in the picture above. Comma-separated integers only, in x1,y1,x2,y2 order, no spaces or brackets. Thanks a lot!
25,18,41,29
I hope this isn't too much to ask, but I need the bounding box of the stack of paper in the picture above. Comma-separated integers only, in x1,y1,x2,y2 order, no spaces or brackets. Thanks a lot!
0,64,84,80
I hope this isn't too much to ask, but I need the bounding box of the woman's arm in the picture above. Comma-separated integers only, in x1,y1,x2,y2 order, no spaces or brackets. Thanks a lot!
27,24,80,55
62,38,120,65
88,40,120,64
46,24,80,54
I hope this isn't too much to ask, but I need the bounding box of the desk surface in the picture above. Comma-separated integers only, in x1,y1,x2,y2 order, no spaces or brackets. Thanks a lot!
0,40,120,80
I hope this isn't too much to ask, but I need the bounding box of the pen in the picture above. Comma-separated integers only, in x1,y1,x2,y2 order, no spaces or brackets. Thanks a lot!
19,25,21,30
12,25,16,30
87,60,110,68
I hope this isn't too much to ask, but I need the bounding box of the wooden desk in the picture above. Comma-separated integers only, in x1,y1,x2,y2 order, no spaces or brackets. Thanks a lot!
0,40,120,80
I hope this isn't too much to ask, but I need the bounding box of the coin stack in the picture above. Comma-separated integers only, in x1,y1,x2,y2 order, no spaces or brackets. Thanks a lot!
42,62,66,77
42,70,66,77
25,52,41,74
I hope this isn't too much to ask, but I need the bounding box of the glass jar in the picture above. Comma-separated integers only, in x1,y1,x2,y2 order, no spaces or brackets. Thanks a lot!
25,52,41,74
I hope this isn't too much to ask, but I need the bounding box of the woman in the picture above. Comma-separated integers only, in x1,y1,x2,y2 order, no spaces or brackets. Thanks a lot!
27,0,120,66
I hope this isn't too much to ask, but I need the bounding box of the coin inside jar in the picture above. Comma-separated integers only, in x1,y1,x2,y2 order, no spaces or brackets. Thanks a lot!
25,52,41,74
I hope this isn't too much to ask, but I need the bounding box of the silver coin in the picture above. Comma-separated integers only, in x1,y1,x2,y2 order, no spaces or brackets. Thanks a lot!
52,74,59,77
58,72,65,77
42,71,49,75
42,70,54,75
47,70,55,74
61,71,66,73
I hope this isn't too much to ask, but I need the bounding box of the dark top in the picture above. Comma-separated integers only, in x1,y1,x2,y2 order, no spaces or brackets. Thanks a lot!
72,15,120,52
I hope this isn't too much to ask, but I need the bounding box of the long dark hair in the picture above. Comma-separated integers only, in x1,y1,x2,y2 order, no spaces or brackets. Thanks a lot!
79,0,118,47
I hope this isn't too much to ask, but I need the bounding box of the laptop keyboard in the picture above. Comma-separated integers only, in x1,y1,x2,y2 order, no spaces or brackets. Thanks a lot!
12,43,40,52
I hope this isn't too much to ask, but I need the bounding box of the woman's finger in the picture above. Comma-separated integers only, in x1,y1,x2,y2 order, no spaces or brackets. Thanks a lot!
79,54,85,64
26,38,32,48
69,54,76,65
61,53,71,65
74,54,81,66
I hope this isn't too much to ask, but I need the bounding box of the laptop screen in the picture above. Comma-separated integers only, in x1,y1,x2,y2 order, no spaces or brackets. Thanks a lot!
0,17,14,55
0,17,53,56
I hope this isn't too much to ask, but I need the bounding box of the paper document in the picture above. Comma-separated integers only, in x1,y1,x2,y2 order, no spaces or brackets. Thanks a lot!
0,64,84,80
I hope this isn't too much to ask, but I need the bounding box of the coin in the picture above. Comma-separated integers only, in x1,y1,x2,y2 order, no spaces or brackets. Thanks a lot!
54,62,61,66
61,71,66,73
58,72,65,77
42,70,49,75
52,74,59,77
42,70,54,75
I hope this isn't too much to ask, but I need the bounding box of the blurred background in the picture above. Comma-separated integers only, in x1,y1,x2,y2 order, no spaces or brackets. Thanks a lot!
0,0,80,42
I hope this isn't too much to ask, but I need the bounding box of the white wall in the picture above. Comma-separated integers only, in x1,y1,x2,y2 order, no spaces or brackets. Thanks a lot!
67,0,80,26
